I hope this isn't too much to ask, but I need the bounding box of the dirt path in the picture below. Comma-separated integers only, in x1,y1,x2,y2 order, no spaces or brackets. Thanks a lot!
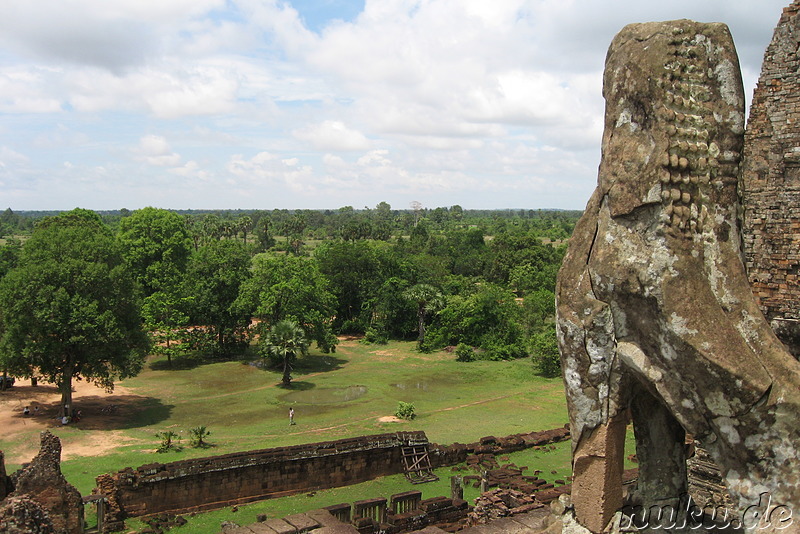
0,379,148,464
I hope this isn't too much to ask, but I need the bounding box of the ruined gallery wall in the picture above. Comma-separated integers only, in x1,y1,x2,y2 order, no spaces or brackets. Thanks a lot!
98,432,412,518
742,0,800,355
96,426,571,523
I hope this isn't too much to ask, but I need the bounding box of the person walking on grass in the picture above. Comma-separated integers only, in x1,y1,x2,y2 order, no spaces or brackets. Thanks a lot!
289,407,295,426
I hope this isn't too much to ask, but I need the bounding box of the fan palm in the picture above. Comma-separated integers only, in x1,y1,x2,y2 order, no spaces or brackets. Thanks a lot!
263,320,309,386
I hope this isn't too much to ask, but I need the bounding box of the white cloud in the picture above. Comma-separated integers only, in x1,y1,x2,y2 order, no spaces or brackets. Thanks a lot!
0,146,30,168
0,0,226,71
0,66,63,113
136,135,181,167
294,120,371,151
0,0,791,210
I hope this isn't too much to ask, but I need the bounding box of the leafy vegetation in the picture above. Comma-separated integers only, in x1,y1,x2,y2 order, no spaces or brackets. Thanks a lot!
156,430,182,453
189,426,212,448
0,204,577,414
0,209,149,416
262,320,310,386
395,401,416,420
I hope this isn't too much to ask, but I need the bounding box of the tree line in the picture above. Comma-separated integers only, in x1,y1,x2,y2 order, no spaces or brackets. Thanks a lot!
0,204,577,413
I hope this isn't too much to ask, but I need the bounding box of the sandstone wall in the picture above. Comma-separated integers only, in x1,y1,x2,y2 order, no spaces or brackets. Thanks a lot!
742,0,800,356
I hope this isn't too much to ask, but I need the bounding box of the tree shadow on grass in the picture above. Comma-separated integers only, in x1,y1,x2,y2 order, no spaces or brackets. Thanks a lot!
24,394,173,431
279,380,316,391
294,354,348,374
148,353,205,371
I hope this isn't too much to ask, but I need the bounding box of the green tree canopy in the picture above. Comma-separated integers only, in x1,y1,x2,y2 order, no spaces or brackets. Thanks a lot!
315,240,399,332
237,254,338,353
186,240,253,355
428,283,526,360
403,283,445,349
0,208,149,414
117,207,193,297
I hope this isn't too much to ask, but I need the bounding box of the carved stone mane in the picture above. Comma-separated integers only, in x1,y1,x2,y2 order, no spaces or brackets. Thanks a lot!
556,19,800,534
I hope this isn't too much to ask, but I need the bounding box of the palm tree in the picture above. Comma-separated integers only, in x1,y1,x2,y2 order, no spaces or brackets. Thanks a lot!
238,215,253,244
403,284,445,349
263,320,309,386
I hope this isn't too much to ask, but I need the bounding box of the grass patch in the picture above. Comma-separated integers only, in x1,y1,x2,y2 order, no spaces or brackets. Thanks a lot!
3,339,645,533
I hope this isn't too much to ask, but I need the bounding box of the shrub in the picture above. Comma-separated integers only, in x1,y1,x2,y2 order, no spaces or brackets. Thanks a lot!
395,401,415,420
484,341,527,361
362,326,389,345
340,319,366,335
156,430,182,453
455,343,475,362
189,426,212,448
532,325,561,377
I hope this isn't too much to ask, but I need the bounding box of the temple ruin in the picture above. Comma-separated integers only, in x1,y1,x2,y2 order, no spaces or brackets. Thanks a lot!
557,5,800,534
0,431,83,534
5,4,800,534
742,1,800,358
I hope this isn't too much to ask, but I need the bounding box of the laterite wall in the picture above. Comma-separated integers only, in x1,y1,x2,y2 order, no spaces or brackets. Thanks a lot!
96,432,418,518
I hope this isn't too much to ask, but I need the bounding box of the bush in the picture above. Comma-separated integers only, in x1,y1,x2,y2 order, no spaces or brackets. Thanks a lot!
339,319,366,335
189,426,212,448
455,343,475,362
532,325,561,377
156,430,182,453
395,401,415,420
362,326,389,345
484,341,527,361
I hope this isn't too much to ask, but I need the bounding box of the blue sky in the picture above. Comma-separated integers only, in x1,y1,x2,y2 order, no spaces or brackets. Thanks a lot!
0,0,790,211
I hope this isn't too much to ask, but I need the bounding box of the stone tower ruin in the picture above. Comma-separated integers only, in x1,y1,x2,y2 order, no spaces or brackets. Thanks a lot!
556,6,800,533
742,1,800,358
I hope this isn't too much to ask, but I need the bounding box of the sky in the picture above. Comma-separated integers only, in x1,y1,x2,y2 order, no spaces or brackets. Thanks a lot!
0,0,791,211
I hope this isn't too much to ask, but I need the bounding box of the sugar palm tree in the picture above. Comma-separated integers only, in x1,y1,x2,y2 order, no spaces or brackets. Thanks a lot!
263,320,309,386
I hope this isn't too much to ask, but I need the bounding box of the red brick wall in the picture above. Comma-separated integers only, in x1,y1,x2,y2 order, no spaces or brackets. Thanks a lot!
742,0,800,355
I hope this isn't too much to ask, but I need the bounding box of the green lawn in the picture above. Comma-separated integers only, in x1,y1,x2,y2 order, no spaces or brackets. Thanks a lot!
2,339,638,533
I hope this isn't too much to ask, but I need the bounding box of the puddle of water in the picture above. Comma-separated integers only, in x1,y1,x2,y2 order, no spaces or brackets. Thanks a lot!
280,385,368,405
390,376,457,392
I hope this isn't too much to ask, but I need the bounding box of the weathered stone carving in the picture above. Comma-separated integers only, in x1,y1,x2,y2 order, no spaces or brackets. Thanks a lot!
742,0,800,358
556,19,800,533
7,431,84,534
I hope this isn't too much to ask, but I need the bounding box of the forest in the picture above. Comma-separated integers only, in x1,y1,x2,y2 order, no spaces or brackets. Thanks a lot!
0,204,579,410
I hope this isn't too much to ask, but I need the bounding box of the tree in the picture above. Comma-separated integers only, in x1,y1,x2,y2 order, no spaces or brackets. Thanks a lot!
0,239,21,279
409,218,430,251
237,215,253,244
255,216,276,251
186,240,252,356
403,283,445,350
281,214,307,255
142,290,192,367
237,254,338,353
315,240,406,333
262,320,309,386
200,214,223,244
428,283,526,360
117,207,192,297
118,208,193,366
0,209,149,416
532,324,560,377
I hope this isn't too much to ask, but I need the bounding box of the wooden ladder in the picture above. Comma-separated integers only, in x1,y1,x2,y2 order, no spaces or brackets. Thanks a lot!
398,433,439,484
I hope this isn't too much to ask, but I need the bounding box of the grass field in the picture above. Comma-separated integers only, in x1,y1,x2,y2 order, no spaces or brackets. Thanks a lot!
0,338,636,533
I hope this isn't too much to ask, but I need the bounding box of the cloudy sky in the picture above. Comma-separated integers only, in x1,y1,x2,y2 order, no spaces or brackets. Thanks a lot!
0,0,790,211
